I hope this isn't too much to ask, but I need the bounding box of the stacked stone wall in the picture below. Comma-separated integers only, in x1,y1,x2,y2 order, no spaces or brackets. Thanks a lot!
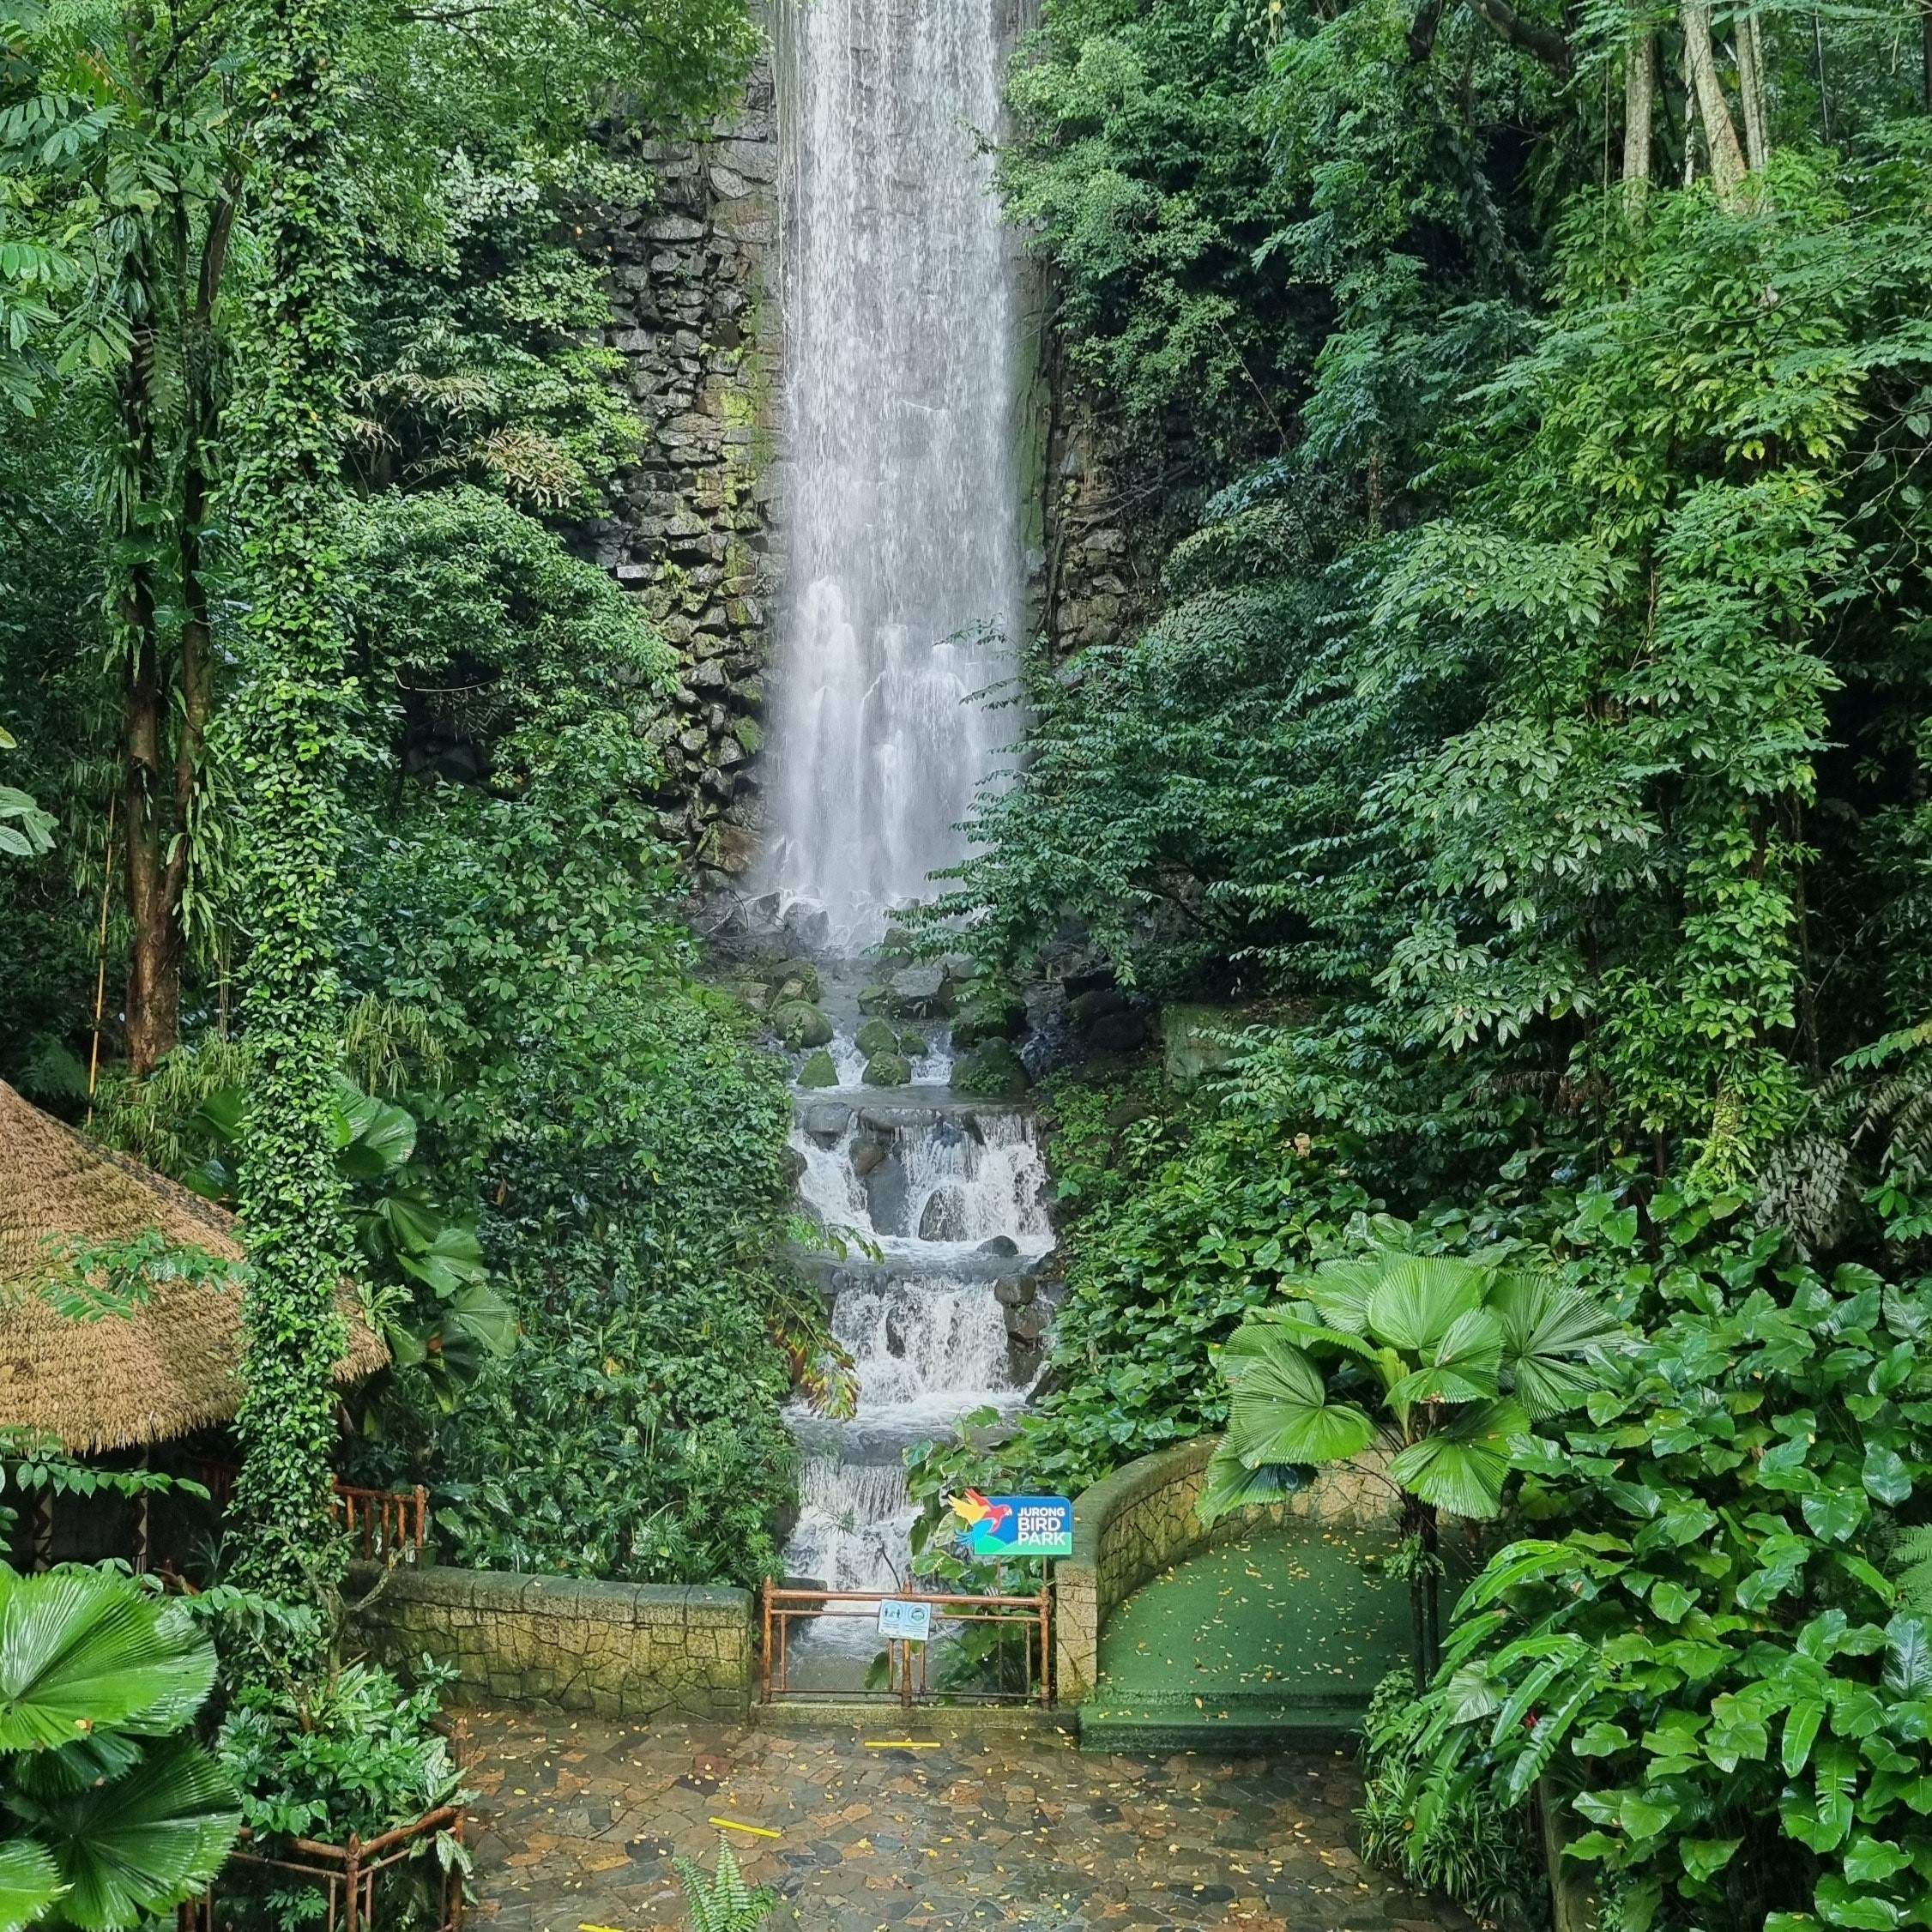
585,60,785,884
350,1565,753,1721
1054,1436,1396,1702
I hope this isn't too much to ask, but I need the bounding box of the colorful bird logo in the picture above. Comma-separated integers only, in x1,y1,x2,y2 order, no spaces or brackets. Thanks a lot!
948,1488,1013,1540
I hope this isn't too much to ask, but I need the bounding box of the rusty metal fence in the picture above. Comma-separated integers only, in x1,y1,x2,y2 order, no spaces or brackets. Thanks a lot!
178,1805,466,1932
760,1580,1052,1706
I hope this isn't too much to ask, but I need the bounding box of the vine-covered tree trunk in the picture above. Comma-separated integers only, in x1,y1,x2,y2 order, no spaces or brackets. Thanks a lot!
226,0,353,1644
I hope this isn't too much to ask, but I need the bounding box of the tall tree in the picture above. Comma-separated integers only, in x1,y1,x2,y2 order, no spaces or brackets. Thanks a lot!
225,0,354,1633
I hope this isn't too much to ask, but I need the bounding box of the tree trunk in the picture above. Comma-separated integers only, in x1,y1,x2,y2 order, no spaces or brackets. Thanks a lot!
122,603,180,1078
1681,0,1748,205
116,239,181,1079
1736,9,1770,172
1622,21,1656,193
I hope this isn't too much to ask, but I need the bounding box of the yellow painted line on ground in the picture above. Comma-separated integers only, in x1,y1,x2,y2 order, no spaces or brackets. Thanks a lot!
708,1816,782,1838
581,1921,631,1930
863,1739,941,1750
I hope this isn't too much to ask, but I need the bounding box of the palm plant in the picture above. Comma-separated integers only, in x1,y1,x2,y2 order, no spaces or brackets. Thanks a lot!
1198,1237,1619,1680
674,1837,776,1932
0,1562,238,1929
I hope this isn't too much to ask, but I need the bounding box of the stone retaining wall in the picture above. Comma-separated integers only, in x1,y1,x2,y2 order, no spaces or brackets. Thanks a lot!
349,1565,753,1720
1054,1437,1396,1702
584,53,785,884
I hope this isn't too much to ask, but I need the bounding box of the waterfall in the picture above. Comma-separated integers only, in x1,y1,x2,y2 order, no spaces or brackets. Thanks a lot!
756,0,1040,1684
761,0,1023,949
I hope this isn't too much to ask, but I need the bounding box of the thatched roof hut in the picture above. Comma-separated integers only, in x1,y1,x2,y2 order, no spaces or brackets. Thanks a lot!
0,1080,388,1457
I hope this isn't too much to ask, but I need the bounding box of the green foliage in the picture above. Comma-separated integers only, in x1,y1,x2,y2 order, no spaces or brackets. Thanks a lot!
1207,1235,1616,1528
1001,0,1301,472
673,1838,775,1932
35,1229,246,1321
219,0,358,1636
217,1660,464,1845
1358,1668,1546,1927
172,1070,516,1425
216,1660,468,1932
0,728,51,860
425,991,802,1589
0,1562,238,1931
1409,1227,1932,1932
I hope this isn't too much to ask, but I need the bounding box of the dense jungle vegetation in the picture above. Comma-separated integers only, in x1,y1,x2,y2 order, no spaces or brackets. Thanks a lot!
0,0,805,1603
909,0,1932,1926
5,0,1932,1923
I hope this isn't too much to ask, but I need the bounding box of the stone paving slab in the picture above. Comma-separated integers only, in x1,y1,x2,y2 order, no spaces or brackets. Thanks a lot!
463,1708,1472,1932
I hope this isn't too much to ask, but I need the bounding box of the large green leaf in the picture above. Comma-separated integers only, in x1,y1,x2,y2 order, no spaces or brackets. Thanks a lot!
11,1735,236,1931
1365,1253,1490,1355
1223,1329,1377,1470
1386,1307,1504,1410
393,1223,488,1298
337,1090,417,1180
0,1838,63,1928
1196,1438,1309,1528
1289,1256,1381,1333
0,1569,216,1751
1488,1270,1620,1417
1386,1398,1531,1519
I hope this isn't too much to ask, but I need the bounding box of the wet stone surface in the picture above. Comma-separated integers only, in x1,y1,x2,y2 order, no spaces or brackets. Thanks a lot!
467,1710,1472,1932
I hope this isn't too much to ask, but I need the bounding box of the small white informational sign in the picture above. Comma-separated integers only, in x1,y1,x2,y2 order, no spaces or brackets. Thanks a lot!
877,1597,933,1643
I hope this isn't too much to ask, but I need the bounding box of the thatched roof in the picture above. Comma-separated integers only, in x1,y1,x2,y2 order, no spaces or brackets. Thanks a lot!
0,1081,388,1456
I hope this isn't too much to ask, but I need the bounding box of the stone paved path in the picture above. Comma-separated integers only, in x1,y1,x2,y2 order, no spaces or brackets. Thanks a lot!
465,1710,1471,1932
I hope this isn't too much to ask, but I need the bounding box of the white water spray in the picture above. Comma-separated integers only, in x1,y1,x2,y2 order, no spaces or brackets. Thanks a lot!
760,0,1023,948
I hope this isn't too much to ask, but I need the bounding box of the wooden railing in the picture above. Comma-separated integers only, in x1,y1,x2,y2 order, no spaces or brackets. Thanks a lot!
182,1462,428,1564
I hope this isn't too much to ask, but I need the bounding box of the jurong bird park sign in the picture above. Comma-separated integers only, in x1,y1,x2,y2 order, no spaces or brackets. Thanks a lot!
948,1488,1075,1559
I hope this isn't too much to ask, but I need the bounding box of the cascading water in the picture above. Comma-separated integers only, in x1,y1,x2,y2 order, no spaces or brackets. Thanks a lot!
756,0,1041,1680
783,1031,1053,1659
759,0,1023,950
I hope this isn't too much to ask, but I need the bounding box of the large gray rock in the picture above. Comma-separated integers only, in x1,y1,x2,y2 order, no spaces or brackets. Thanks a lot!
888,964,948,1017
862,1051,913,1088
800,1101,852,1139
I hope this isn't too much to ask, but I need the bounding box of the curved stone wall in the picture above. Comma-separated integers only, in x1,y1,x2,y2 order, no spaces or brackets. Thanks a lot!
1054,1437,1396,1702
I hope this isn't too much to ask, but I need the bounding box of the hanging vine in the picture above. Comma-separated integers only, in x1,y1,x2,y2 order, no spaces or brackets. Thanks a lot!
225,0,354,1643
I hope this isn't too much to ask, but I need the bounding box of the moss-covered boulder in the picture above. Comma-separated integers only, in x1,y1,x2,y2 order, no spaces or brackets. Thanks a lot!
854,1017,901,1060
768,957,823,1005
856,982,894,1016
862,1051,913,1088
774,1000,833,1050
951,1037,1029,1098
951,991,1027,1050
797,1049,840,1088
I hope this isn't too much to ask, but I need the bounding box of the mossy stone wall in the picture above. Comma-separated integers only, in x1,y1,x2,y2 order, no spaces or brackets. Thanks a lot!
350,1564,753,1720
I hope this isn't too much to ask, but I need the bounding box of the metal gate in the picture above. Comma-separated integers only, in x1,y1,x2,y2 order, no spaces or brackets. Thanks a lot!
760,1581,1052,1706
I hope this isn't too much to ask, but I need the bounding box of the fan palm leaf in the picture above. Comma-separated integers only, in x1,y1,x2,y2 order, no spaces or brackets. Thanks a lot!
1196,1437,1310,1528
1488,1270,1620,1417
1385,1307,1505,1412
1366,1253,1491,1355
0,1838,63,1928
0,1571,216,1751
1223,1329,1377,1470
1386,1398,1531,1519
9,1735,238,1931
